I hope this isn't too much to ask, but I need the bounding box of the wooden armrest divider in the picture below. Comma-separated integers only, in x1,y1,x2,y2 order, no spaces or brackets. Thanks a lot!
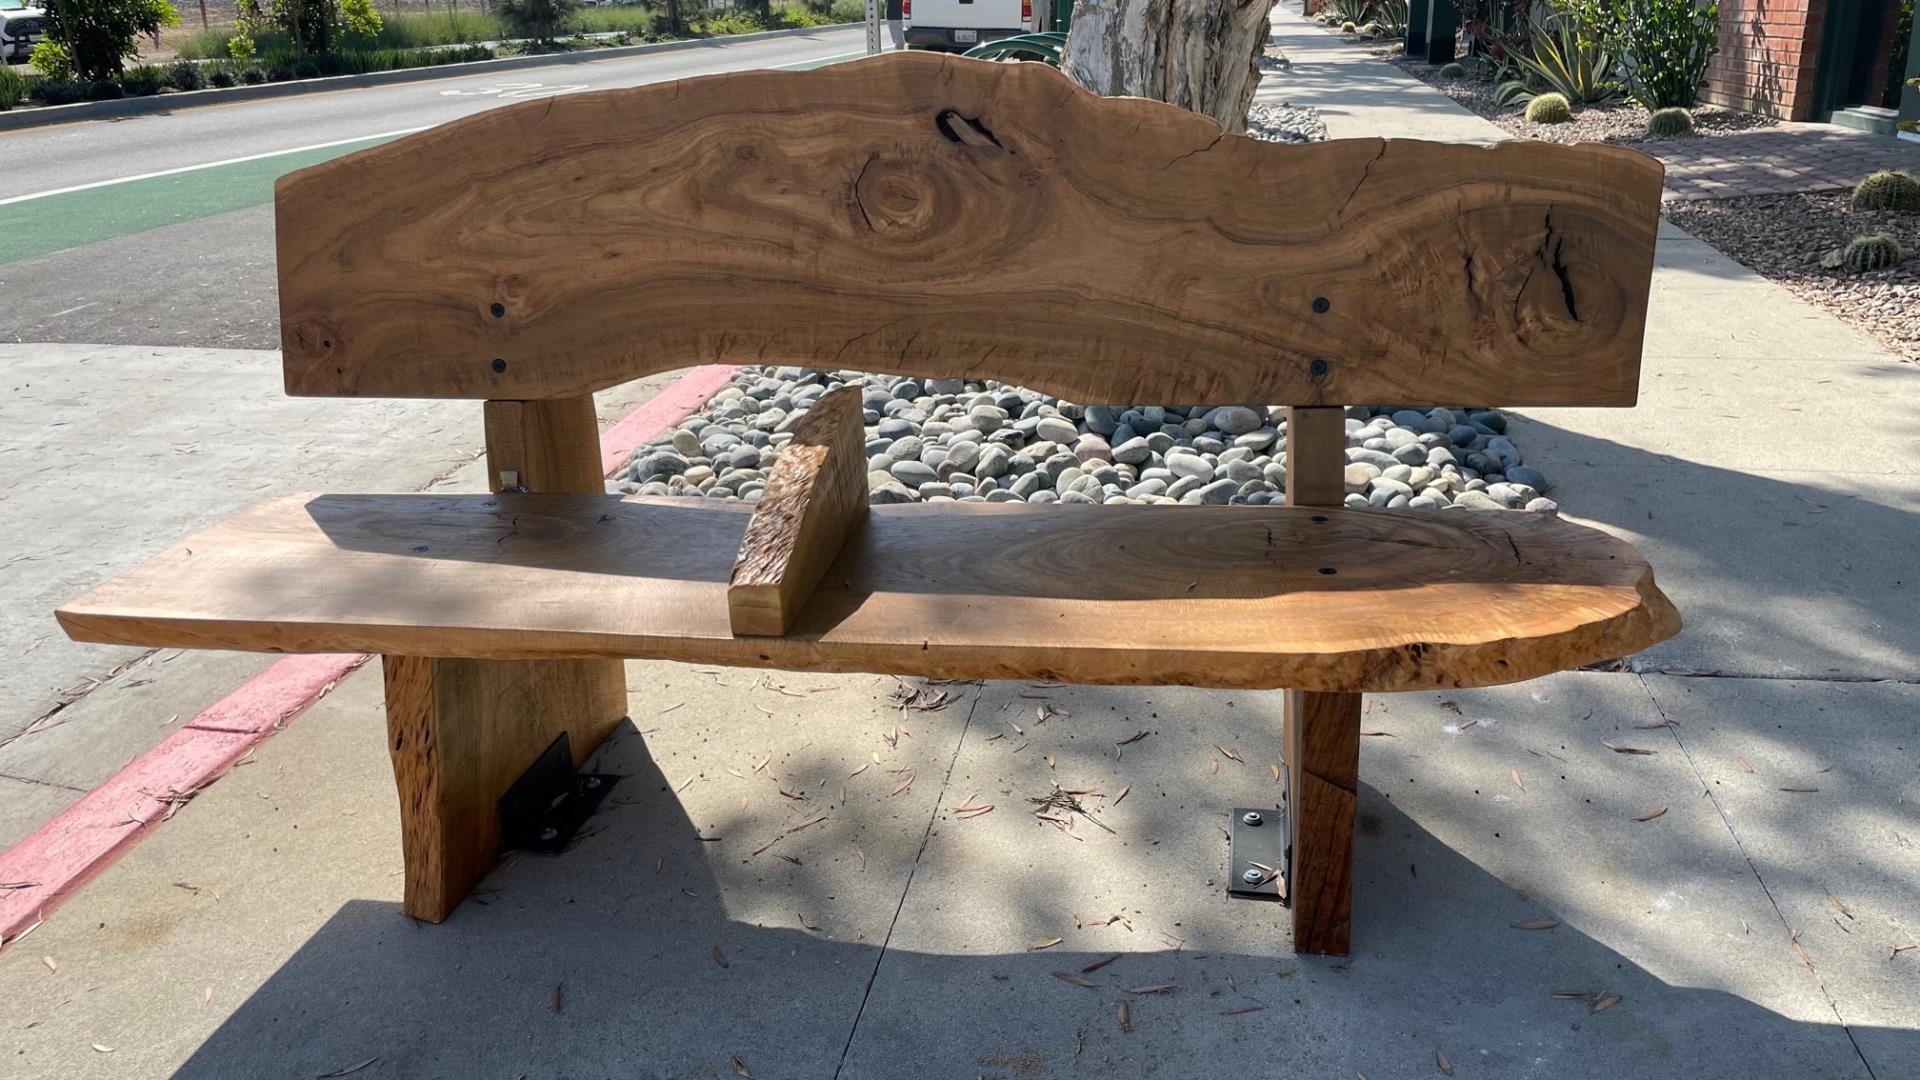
726,385,869,636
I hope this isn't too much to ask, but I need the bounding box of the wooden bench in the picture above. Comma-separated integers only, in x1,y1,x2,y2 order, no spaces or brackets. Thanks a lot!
55,51,1679,956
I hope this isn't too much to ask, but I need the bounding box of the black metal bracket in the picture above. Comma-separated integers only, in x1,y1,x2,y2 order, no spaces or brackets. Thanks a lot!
498,732,620,854
1228,803,1289,905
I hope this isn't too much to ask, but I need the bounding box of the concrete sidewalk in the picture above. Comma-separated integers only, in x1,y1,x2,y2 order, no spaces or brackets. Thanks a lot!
0,9,1914,1079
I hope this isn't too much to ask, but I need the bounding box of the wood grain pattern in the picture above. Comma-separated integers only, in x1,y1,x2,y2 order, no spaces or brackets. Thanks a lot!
728,386,867,636
1283,405,1360,956
276,51,1663,407
56,494,1681,693
383,653,625,922
1285,688,1361,955
481,397,605,494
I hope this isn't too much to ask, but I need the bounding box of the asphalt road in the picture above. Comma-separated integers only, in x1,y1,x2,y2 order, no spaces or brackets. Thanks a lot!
0,27,867,349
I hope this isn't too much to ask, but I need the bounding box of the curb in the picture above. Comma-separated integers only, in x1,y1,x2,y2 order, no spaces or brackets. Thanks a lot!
0,24,857,133
0,364,742,947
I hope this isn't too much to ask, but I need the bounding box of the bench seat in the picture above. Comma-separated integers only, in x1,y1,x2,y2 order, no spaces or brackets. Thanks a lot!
57,492,1679,693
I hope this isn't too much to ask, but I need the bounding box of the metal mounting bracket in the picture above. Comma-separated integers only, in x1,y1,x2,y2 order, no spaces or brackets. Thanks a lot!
1228,803,1289,904
498,732,620,854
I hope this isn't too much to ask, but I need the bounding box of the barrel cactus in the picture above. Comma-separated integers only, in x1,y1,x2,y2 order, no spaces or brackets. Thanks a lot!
1524,92,1572,124
1852,170,1920,213
1439,62,1466,79
1842,234,1902,273
1340,20,1357,32
1647,108,1694,136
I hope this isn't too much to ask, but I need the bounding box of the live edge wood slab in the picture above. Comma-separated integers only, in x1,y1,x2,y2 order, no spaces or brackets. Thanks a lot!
58,493,1680,694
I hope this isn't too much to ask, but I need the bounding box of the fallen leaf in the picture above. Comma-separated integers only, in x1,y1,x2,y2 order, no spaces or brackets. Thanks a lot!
1791,928,1814,970
1360,730,1398,738
790,814,828,833
1779,787,1819,794
1511,769,1526,793
890,772,915,797
1737,755,1754,773
1030,937,1063,951
1591,993,1622,1013
1116,731,1150,747
1603,742,1656,755
732,1055,753,1077
712,944,730,969
1635,806,1667,822
847,763,870,779
1211,759,1220,776
1223,1004,1265,1016
317,1058,377,1078
779,787,806,801
1127,983,1177,994
1550,989,1590,1000
203,986,213,1006
1889,944,1915,962
92,1044,114,1055
1114,786,1130,806
1216,745,1242,763
799,913,820,931
1082,954,1120,973
751,835,783,856
1053,972,1099,988
551,982,564,1014
41,956,55,973
1116,1000,1133,1033
1436,1046,1454,1075
1512,918,1559,930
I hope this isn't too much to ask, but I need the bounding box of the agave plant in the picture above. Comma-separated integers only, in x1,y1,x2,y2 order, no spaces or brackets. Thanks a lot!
1493,7,1620,109
1371,0,1410,37
1326,0,1373,24
962,32,1067,66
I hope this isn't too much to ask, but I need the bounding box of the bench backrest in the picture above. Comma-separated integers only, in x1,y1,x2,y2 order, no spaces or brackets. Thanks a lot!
274,51,1664,408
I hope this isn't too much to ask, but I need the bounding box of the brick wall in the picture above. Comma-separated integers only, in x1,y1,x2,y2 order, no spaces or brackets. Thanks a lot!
1703,0,1826,120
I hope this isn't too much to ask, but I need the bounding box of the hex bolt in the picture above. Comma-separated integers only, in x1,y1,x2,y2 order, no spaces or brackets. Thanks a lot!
1241,867,1264,885
1242,811,1263,826
538,826,560,842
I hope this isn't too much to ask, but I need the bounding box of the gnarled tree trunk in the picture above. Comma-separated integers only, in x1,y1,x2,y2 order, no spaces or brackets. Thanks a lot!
1061,0,1278,134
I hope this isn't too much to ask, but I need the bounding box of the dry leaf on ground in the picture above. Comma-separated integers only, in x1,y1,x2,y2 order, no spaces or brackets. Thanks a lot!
1591,993,1622,1013
732,1055,753,1077
712,944,730,969
1030,937,1063,951
1082,954,1120,973
1635,806,1668,822
1116,1000,1132,1033
1436,1046,1454,1075
1512,918,1559,930
1054,972,1098,988
317,1058,378,1078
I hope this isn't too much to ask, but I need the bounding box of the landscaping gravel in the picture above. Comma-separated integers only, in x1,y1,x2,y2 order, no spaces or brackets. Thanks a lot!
1664,191,1920,362
1388,56,1776,146
616,367,1555,514
1246,101,1329,144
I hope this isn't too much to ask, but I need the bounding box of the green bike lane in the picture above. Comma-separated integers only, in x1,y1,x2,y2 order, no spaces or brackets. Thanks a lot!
0,48,862,267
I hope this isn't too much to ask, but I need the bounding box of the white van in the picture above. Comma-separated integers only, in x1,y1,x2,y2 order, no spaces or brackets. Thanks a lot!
902,0,1031,51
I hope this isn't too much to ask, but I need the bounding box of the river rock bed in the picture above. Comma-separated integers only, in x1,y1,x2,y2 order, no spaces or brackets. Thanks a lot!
615,368,1555,513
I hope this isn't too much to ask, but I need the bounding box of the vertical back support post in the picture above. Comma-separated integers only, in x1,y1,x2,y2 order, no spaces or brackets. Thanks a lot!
381,396,628,922
1284,406,1362,955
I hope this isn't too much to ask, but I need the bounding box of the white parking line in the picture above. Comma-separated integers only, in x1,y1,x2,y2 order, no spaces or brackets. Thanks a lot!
0,128,431,207
0,46,870,209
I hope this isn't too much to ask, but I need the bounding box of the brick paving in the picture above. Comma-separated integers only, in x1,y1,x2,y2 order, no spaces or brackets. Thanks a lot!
1654,124,1920,200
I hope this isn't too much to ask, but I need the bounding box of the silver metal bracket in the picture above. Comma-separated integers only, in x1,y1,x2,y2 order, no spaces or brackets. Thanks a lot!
1228,804,1289,904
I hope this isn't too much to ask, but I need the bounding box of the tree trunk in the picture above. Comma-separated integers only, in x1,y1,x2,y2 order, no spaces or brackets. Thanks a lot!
1061,0,1277,134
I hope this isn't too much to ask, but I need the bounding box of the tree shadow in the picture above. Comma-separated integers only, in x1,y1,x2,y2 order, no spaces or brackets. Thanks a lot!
172,678,1913,1079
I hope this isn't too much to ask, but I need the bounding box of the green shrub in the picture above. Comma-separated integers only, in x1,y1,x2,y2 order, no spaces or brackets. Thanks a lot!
83,78,124,99
1852,170,1920,213
120,63,166,94
499,0,581,44
0,66,27,111
239,65,266,83
1371,0,1409,34
208,65,237,87
1524,91,1572,122
1565,0,1717,108
1646,106,1693,136
573,6,657,33
31,40,74,80
1439,61,1466,78
36,78,85,104
42,0,179,82
167,58,205,90
1842,234,1902,273
828,0,863,19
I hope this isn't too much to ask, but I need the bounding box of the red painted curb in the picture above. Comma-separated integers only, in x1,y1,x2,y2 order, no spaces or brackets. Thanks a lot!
0,364,742,947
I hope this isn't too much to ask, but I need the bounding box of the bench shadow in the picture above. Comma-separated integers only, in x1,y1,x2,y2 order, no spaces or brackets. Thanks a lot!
170,705,1912,1079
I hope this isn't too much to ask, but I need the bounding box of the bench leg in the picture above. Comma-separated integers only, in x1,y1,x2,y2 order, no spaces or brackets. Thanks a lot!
1286,689,1361,955
382,655,627,922
383,392,629,922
